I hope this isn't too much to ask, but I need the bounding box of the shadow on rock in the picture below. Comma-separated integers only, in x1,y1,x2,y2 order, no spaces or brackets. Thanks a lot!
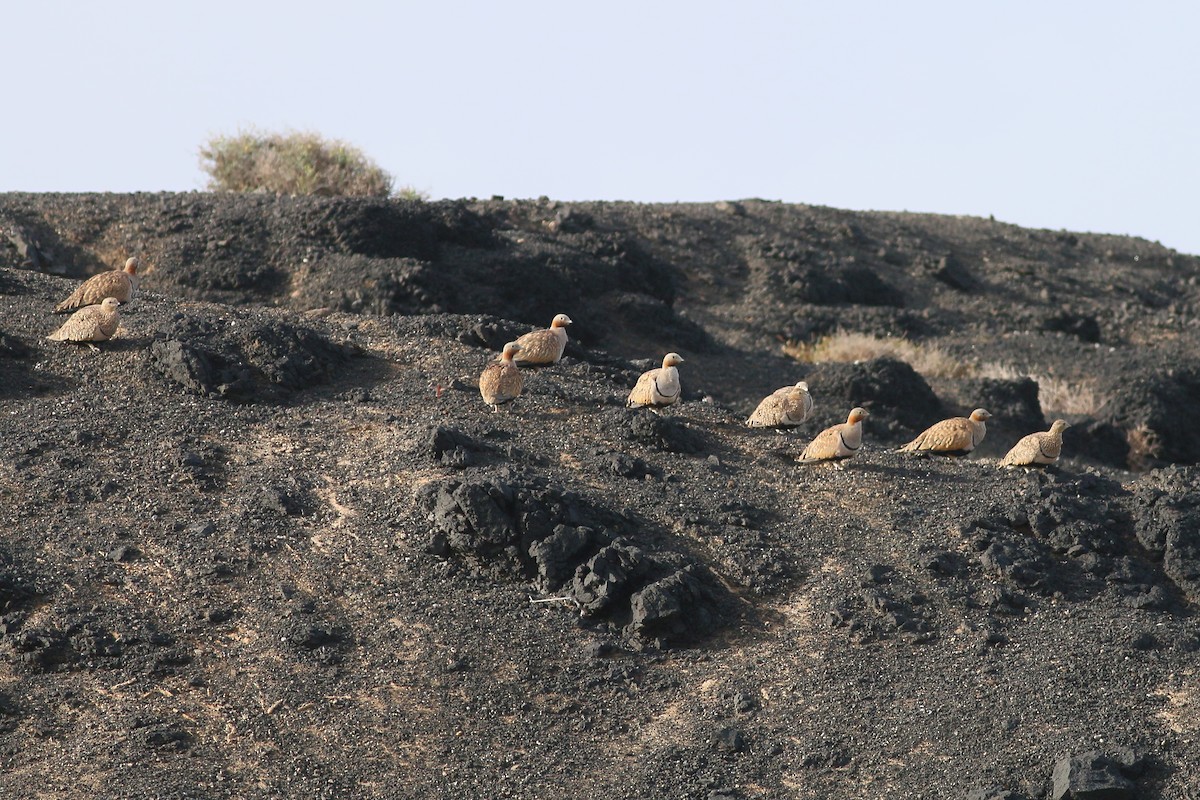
420,468,737,647
145,311,359,403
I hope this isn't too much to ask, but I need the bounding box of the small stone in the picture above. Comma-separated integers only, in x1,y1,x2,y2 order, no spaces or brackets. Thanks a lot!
712,726,746,753
108,545,137,563
1130,632,1159,651
206,607,235,624
190,520,217,537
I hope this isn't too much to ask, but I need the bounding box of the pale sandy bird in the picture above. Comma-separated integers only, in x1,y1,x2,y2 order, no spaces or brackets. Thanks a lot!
54,256,139,313
899,408,991,455
513,313,572,366
479,341,524,411
747,381,815,430
47,297,122,349
1000,419,1071,468
626,352,684,409
797,407,868,467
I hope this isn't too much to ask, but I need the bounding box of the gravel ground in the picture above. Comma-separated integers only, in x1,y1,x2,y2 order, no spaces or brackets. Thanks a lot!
1,193,1199,799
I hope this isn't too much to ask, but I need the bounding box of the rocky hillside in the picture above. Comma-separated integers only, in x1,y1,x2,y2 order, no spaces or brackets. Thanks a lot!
1,193,1198,799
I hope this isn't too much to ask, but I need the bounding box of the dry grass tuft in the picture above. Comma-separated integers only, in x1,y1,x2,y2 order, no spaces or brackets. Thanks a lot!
200,129,411,198
783,331,971,379
975,362,1104,416
785,333,1107,416
1127,424,1162,471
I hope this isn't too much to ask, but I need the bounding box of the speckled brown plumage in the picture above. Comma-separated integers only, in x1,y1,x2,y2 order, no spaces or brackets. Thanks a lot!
626,353,684,409
798,407,868,465
479,342,524,411
54,257,139,313
513,314,572,366
48,297,122,343
1000,419,1070,467
747,381,814,429
899,409,990,455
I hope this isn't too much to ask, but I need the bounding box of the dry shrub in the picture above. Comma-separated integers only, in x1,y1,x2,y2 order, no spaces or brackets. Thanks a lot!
788,336,1107,415
199,130,398,197
975,362,1103,416
783,331,970,379
1127,424,1162,471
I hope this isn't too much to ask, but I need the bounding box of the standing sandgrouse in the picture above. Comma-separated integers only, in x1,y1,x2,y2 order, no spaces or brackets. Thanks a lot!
797,407,868,466
479,342,524,411
47,297,122,347
1000,419,1071,468
513,314,572,366
626,353,684,409
747,381,815,430
55,256,140,313
899,408,991,456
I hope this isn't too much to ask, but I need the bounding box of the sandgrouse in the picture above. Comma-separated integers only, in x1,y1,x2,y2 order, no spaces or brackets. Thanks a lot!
899,408,991,456
797,407,868,467
626,353,684,409
747,381,814,430
479,341,524,411
55,256,139,313
1000,419,1070,468
513,314,572,366
47,297,122,348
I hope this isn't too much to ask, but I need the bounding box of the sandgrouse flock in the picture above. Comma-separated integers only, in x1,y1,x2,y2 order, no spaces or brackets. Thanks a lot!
38,265,1074,471
477,312,1073,470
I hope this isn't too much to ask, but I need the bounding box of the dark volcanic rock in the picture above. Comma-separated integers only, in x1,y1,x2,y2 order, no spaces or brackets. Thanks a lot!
618,408,708,454
1051,751,1136,799
974,523,1057,591
424,474,730,644
6,193,1200,799
1099,363,1200,467
598,292,715,353
1070,420,1131,470
960,377,1045,438
1041,311,1102,343
628,564,720,641
572,539,659,616
528,524,602,592
146,312,354,402
781,264,904,307
804,356,941,432
427,426,493,468
967,788,1029,800
0,332,30,359
928,253,974,291
291,255,442,314
711,725,747,753
571,540,727,644
603,451,656,479
1130,467,1200,602
12,628,74,672
0,555,37,614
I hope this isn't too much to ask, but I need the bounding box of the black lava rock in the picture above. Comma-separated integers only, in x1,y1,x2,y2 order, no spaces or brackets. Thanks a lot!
959,376,1046,439
427,426,492,468
1099,363,1200,467
804,357,941,433
1042,311,1102,343
619,409,708,454
147,314,354,403
422,474,731,646
1051,751,1136,800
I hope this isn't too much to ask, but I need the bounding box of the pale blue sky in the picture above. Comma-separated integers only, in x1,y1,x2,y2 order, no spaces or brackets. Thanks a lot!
4,2,1197,254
